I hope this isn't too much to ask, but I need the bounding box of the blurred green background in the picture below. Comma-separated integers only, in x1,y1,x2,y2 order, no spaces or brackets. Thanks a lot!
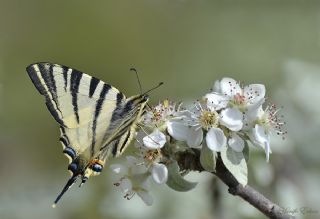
1,0,320,219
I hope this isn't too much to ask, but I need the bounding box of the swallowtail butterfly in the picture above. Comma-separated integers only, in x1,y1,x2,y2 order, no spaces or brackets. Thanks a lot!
26,63,149,206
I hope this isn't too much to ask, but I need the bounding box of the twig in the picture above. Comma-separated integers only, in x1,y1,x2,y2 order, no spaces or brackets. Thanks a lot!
174,149,294,219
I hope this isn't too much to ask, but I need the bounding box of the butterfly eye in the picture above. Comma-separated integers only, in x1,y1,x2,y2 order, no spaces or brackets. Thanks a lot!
68,163,78,173
143,95,149,101
91,163,103,172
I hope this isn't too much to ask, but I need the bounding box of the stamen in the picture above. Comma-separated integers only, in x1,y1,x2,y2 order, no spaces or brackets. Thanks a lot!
198,109,219,130
261,102,287,140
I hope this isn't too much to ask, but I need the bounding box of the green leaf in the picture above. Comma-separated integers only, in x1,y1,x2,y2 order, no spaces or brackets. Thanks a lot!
220,146,248,185
200,142,216,172
243,140,249,162
166,161,198,192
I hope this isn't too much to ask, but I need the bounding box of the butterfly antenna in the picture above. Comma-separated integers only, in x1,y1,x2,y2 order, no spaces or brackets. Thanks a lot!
130,68,143,94
52,175,78,208
144,82,164,115
142,82,164,96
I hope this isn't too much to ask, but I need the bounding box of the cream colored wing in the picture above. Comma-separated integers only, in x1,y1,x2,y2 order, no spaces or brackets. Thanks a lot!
27,63,126,158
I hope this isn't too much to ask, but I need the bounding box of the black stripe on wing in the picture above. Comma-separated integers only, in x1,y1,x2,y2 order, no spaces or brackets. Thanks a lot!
62,66,69,91
89,77,100,98
26,64,65,126
99,104,140,153
38,63,64,115
99,95,146,153
116,92,124,105
91,83,112,157
70,69,83,124
111,129,132,157
100,113,136,152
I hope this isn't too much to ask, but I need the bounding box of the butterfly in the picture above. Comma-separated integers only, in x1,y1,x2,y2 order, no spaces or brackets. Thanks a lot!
26,62,150,206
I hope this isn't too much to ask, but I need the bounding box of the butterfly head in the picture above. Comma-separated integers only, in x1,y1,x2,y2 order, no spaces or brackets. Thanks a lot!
141,94,149,105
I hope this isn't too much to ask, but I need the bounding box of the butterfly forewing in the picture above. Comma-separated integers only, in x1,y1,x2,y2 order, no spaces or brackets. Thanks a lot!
26,63,130,158
26,63,124,127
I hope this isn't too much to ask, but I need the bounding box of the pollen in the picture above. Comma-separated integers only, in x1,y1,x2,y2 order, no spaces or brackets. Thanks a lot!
151,109,162,122
199,110,219,130
163,99,169,108
144,149,162,164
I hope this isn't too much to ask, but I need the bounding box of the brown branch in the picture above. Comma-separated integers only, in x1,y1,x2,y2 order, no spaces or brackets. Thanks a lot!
175,149,294,219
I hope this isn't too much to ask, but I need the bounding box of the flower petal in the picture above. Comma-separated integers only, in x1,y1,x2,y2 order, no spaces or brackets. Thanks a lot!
119,177,132,193
206,127,226,152
220,108,243,131
244,84,265,107
110,164,128,175
143,129,166,149
253,124,270,146
242,105,264,130
173,110,193,118
249,124,272,162
205,93,229,110
264,141,270,162
167,120,190,141
245,105,263,121
173,110,199,126
137,190,153,206
186,127,203,148
151,163,168,184
228,133,245,152
220,77,241,97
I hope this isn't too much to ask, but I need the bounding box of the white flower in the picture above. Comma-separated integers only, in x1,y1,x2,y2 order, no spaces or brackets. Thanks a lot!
228,132,245,152
142,129,166,149
135,130,169,184
206,127,227,151
167,101,227,152
247,104,287,162
220,108,243,131
144,149,168,185
167,115,203,148
242,105,264,131
151,163,168,184
110,156,153,205
142,99,181,129
206,77,266,112
205,77,265,131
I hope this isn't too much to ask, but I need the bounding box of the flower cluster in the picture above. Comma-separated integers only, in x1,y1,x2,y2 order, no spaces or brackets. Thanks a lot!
110,78,286,205
110,128,169,205
168,77,286,160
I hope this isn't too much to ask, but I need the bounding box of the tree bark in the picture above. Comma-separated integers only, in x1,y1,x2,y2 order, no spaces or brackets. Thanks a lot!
175,149,294,219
